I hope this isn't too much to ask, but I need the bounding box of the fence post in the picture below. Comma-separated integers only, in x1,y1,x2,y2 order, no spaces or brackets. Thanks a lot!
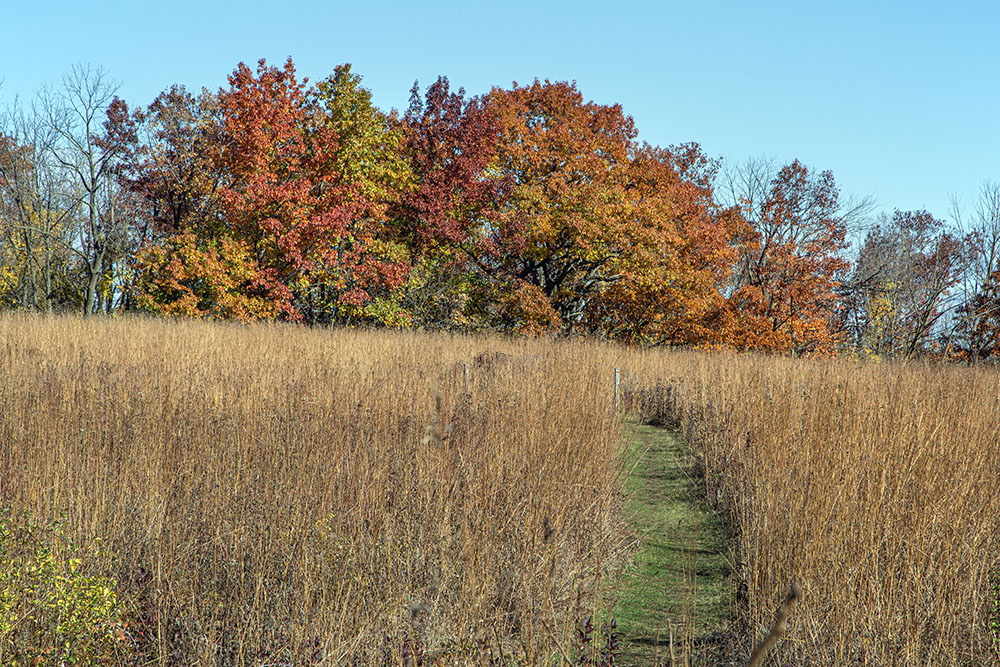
614,367,621,414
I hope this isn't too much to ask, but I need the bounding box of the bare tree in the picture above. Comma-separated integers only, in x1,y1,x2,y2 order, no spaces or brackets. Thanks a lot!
38,64,130,315
0,100,78,311
856,211,964,357
952,181,1000,359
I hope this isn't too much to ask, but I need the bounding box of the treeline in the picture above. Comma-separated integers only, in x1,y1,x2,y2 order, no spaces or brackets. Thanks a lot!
1,58,998,359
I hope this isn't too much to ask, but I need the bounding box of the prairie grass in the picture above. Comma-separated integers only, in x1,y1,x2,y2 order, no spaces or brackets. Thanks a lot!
0,314,630,665
624,351,1000,665
4,314,999,665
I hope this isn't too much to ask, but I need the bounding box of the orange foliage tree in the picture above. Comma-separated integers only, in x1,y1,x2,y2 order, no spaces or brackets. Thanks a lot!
584,143,745,345
399,79,744,341
133,233,278,320
444,80,739,338
482,80,640,332
726,160,861,354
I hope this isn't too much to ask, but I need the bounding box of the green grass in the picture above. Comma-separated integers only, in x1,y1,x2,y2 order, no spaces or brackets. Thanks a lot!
611,423,732,666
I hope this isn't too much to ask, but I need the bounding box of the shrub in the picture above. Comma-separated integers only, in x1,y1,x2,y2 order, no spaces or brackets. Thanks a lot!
0,508,126,666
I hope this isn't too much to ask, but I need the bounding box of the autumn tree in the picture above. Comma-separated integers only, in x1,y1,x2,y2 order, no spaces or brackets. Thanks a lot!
133,59,412,324
132,231,279,320
723,158,872,354
444,79,733,335
845,210,964,358
115,84,269,318
123,86,225,236
397,76,509,328
208,57,330,319
298,64,413,324
480,80,649,332
583,143,744,345
400,78,744,341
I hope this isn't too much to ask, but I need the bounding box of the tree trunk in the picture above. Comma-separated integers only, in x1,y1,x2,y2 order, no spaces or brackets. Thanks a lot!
83,245,105,316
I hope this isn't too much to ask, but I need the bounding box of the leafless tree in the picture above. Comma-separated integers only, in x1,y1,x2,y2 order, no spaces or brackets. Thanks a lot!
0,100,78,311
951,181,1000,358
37,64,131,315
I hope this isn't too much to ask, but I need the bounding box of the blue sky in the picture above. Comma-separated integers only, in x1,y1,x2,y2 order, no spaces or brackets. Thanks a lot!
3,0,997,230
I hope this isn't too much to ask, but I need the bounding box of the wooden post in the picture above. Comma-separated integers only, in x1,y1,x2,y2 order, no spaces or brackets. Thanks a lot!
614,367,621,414
463,363,470,392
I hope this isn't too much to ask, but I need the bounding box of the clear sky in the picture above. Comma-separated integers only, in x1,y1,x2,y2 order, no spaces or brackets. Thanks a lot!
2,0,997,231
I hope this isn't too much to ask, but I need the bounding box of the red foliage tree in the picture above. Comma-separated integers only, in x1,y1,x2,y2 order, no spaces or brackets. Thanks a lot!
395,77,510,328
399,77,507,250
132,59,411,323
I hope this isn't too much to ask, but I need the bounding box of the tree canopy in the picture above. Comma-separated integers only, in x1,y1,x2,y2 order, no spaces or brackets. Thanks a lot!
3,57,998,359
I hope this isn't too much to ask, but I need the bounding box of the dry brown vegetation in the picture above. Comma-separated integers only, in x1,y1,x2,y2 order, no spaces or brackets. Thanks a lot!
3,313,1000,666
627,351,1000,665
0,314,629,665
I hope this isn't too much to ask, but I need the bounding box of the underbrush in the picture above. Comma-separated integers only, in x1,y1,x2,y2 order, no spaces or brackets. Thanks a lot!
0,509,126,666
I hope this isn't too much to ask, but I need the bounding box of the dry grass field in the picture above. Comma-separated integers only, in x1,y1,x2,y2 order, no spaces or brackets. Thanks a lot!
0,314,630,665
625,351,1000,665
2,314,999,665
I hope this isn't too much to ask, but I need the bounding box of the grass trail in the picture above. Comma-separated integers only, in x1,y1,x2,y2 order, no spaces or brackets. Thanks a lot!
612,423,732,666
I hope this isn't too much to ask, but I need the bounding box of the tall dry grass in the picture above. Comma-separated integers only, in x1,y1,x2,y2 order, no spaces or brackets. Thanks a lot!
0,314,630,665
5,313,999,665
623,350,1000,665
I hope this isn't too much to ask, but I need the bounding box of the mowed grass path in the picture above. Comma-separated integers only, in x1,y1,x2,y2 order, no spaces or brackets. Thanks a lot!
613,423,732,666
